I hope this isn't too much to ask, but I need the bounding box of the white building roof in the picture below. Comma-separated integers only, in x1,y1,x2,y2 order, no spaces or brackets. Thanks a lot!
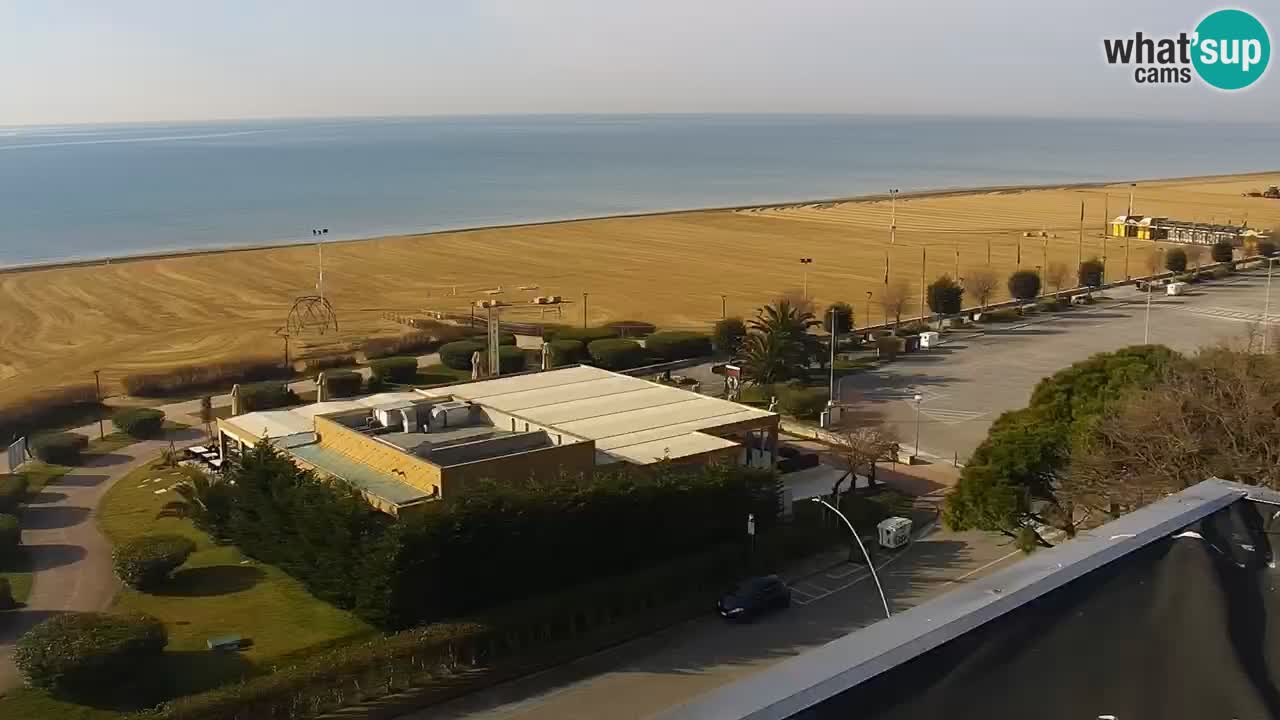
418,365,776,464
224,392,428,441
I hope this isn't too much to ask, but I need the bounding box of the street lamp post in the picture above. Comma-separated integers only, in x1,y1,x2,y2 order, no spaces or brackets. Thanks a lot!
809,497,891,619
1145,248,1163,345
720,293,727,320
800,258,814,299
865,291,873,330
1265,258,1276,352
828,306,838,407
582,292,589,328
913,393,923,458
93,369,104,439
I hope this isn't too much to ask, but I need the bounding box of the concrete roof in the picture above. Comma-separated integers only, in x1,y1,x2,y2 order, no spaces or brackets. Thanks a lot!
222,392,429,440
289,443,432,507
418,365,776,464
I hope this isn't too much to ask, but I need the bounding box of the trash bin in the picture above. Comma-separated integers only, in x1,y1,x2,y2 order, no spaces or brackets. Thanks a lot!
877,517,913,549
919,331,940,348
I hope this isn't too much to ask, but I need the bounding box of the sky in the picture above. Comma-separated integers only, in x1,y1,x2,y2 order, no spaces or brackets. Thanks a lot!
1,0,1275,125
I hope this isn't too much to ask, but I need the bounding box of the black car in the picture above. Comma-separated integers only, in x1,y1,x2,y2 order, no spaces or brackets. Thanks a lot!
718,575,791,621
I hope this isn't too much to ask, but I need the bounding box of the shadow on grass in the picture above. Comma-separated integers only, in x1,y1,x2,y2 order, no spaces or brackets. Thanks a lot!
49,649,261,711
155,565,266,597
81,452,133,468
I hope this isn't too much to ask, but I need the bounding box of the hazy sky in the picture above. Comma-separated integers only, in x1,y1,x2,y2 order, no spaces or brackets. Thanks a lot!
2,0,1275,125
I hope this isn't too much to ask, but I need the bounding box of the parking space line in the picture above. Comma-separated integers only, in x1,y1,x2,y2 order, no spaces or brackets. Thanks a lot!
826,564,861,579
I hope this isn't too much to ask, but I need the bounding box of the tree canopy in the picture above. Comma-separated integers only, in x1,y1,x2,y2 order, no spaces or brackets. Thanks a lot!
742,298,819,385
1077,258,1104,288
1007,270,1042,301
926,275,964,316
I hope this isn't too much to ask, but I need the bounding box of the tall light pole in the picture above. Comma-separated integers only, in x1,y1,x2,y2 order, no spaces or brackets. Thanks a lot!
582,292,589,328
93,370,104,439
913,392,923,458
719,293,727,320
800,258,814,299
1265,258,1276,353
1144,277,1154,344
919,246,927,322
828,306,838,406
888,188,899,281
865,291,873,330
809,497,891,619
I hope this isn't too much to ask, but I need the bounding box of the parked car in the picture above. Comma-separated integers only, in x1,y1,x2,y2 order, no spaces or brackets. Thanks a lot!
717,575,791,621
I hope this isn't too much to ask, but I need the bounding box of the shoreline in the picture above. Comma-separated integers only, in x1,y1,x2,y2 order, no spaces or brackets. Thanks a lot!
4,169,1276,276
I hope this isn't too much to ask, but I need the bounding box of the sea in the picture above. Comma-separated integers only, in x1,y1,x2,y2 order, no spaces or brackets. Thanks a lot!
2,114,1278,266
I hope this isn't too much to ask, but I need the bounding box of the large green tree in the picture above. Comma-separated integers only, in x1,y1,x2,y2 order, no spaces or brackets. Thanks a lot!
742,299,819,385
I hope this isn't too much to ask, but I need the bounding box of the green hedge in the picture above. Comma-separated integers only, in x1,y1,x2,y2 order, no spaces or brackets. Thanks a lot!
368,357,419,384
439,340,486,371
14,612,167,696
123,358,288,397
0,474,27,513
29,433,89,465
0,384,101,446
551,327,617,344
645,331,712,361
0,577,14,611
0,512,19,562
587,339,649,370
112,408,166,438
112,534,197,591
322,370,364,398
980,308,1022,323
604,320,657,338
482,346,526,374
302,354,357,373
778,384,828,420
546,339,585,367
237,382,299,412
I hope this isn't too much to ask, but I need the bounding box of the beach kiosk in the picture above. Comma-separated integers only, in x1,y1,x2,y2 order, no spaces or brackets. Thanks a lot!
877,516,913,550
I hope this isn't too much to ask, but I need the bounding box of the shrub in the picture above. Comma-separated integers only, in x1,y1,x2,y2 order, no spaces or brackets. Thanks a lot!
14,612,167,695
1207,265,1232,280
1257,240,1277,258
112,534,196,591
981,308,1022,323
123,357,287,397
0,577,14,611
302,354,357,372
29,433,88,465
550,327,617,344
1078,258,1105,288
322,370,364,398
822,303,854,335
926,276,964,316
778,384,828,420
0,474,27,513
876,335,905,359
0,384,101,445
1036,298,1065,312
644,331,713,361
439,340,486,371
237,382,299,412
0,513,19,562
1007,270,1042,300
497,332,517,346
895,321,932,337
1211,241,1234,263
368,357,419,384
604,320,657,338
1165,247,1188,273
546,339,585,367
480,346,526,374
362,331,447,360
587,339,648,370
111,408,165,438
713,317,748,355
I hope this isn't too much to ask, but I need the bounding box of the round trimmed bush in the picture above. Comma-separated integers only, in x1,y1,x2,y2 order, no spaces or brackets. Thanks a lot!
323,370,363,398
1007,270,1042,300
550,327,617,344
1165,247,1188,273
29,433,88,465
14,612,167,694
481,346,526,374
0,513,19,562
368,356,418,384
645,331,713,361
0,577,14,611
546,339,585,367
439,340,486,371
112,534,196,591
712,317,747,355
1211,241,1234,263
111,408,165,438
587,338,648,370
0,474,27,513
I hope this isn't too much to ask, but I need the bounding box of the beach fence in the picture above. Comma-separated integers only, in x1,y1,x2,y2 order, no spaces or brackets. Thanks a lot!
2,436,28,473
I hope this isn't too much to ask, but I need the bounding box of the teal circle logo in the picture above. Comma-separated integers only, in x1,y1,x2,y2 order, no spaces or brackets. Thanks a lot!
1192,9,1270,90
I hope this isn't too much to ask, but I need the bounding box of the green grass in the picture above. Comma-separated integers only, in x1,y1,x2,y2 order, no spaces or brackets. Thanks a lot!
0,457,373,718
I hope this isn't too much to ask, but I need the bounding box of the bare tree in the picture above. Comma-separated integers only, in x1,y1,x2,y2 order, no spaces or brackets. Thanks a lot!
778,288,815,317
1185,244,1205,271
1144,246,1165,277
879,280,911,328
966,267,999,310
1045,261,1070,294
842,426,898,489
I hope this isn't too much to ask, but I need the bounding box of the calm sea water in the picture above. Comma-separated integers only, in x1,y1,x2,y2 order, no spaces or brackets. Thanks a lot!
1,114,1278,266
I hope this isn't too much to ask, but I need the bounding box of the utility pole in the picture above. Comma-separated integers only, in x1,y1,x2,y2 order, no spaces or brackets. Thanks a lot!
888,188,898,281
1078,200,1085,269
93,370,104,439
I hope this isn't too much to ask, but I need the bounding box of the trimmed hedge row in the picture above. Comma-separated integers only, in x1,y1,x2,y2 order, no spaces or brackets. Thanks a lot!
550,327,617,344
14,612,167,696
302,354,357,373
368,357,419,384
439,341,485,371
604,320,657,338
237,382,299,412
644,331,712,361
587,339,648,370
546,339,585,367
0,384,101,445
112,534,196,591
29,433,88,465
112,408,166,438
483,346,527,374
0,474,27,513
0,513,19,562
322,370,364,398
124,358,287,397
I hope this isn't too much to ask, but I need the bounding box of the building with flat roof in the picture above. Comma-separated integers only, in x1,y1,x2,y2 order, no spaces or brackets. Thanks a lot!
217,366,779,516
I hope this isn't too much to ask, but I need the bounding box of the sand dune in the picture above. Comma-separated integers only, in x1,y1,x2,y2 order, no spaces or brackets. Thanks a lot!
1,172,1278,405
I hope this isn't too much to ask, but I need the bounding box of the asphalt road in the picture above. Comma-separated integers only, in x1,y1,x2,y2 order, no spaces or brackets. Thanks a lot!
838,268,1280,463
403,526,1021,720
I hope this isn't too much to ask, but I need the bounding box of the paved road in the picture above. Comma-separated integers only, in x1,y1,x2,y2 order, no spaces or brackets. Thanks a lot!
838,269,1280,463
402,525,1020,720
0,427,202,691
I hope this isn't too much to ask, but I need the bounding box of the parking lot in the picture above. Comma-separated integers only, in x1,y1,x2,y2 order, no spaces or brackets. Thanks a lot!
838,269,1280,463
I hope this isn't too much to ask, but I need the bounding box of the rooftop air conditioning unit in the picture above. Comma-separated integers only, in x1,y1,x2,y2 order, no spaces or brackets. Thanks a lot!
429,401,472,429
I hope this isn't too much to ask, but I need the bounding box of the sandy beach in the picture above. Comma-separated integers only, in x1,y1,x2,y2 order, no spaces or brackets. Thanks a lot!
2,171,1278,405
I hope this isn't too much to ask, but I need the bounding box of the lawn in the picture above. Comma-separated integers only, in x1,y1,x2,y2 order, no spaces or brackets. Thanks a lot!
0,456,374,717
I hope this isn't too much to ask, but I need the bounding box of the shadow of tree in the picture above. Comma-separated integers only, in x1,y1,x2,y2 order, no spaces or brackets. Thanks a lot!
25,543,87,571
155,565,266,597
19,505,91,530
49,649,260,711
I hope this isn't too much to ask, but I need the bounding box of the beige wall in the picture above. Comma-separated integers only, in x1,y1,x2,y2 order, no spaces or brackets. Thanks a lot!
313,416,442,497
440,440,597,496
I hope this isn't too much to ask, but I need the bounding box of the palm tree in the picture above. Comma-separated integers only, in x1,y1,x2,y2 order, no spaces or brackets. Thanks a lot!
742,298,820,384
